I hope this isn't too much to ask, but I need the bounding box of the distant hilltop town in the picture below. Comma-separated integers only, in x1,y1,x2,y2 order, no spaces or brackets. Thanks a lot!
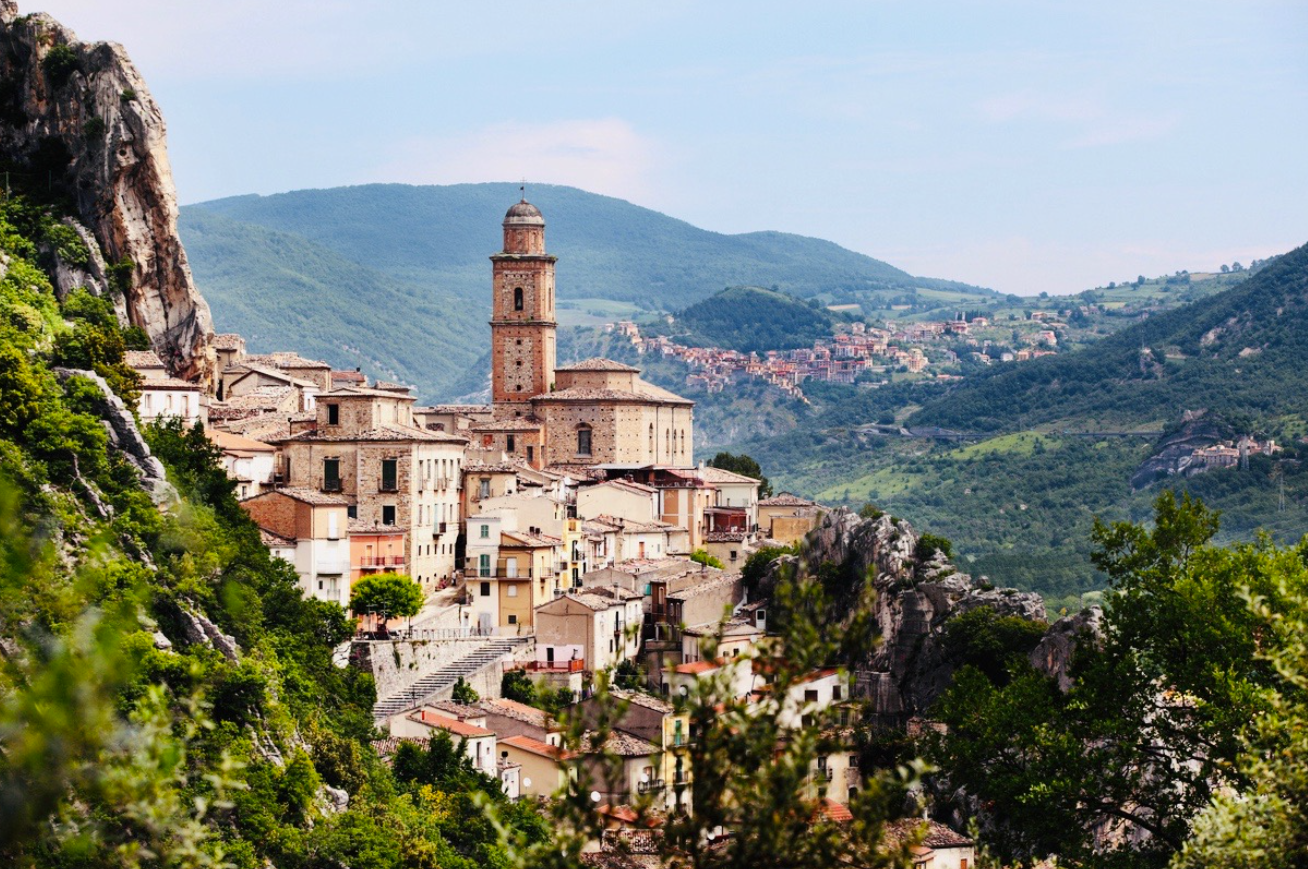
606,309,1063,401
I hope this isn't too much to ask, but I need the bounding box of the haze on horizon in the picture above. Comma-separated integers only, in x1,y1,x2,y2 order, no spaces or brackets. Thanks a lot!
29,0,1308,296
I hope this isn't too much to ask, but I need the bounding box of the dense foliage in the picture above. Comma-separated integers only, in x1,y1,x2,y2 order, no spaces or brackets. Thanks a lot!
661,285,841,354
930,492,1308,867
706,450,772,497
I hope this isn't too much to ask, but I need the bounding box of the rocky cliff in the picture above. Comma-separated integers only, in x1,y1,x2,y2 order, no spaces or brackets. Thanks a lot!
0,2,213,382
763,508,1058,723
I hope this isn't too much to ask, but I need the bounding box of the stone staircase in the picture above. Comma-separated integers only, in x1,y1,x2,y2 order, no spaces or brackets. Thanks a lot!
371,636,531,721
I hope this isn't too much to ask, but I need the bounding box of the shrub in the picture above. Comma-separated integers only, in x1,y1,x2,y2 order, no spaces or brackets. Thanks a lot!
42,43,78,87
690,549,724,569
915,532,953,562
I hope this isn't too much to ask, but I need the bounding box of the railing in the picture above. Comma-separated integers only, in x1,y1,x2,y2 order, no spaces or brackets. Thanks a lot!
518,658,585,673
360,555,406,568
433,522,448,537
464,569,534,579
637,779,666,794
323,480,343,492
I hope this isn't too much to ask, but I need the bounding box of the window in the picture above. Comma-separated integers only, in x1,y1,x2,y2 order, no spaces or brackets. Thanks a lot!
833,685,842,701
507,614,517,625
527,445,534,463
507,434,516,453
347,505,357,519
577,425,592,456
480,580,490,596
480,524,490,539
507,584,518,597
479,478,491,499
323,458,341,491
380,458,398,492
513,287,523,311
729,550,738,561
479,555,490,578
382,505,396,525
804,689,819,704
327,403,339,425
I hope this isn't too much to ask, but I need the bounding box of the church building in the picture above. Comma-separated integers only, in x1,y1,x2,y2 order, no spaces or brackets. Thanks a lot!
471,198,695,471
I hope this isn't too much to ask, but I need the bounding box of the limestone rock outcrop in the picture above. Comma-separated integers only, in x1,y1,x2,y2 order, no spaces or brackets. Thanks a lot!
0,2,214,383
763,508,1051,722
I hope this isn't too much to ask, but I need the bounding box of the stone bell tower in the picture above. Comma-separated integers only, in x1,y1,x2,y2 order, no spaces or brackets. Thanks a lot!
489,197,557,418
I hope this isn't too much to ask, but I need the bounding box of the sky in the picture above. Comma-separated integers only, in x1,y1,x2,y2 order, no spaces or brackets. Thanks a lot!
29,0,1308,295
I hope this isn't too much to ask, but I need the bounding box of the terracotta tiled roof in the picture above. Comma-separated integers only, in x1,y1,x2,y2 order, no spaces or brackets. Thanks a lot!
883,819,973,849
704,531,747,543
608,687,674,714
279,424,467,444
587,730,659,757
471,419,544,432
424,700,484,720
246,487,349,506
124,349,165,368
531,386,693,406
555,358,640,372
698,466,761,485
501,530,563,548
428,404,492,414
206,428,275,453
259,527,295,546
410,712,494,739
759,492,818,507
673,660,719,675
211,333,245,350
481,698,555,729
668,574,738,601
141,377,201,391
500,734,576,760
816,799,853,823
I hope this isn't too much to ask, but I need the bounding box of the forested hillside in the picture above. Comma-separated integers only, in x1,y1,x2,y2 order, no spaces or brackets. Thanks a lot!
909,241,1308,433
657,285,846,353
180,183,995,398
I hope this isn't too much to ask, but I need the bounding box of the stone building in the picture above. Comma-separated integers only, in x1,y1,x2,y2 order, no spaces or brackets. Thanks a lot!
272,386,467,591
473,198,696,470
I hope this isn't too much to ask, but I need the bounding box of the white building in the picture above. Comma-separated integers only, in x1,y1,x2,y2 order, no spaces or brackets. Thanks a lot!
239,488,352,607
207,428,276,499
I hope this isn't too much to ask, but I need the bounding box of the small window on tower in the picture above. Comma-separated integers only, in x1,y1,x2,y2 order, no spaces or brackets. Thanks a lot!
514,287,524,311
577,425,593,456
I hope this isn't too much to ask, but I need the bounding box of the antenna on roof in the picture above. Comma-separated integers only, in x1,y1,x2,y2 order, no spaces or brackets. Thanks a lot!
520,178,527,202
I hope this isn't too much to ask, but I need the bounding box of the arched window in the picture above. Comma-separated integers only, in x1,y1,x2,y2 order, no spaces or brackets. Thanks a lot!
513,287,524,311
577,424,593,457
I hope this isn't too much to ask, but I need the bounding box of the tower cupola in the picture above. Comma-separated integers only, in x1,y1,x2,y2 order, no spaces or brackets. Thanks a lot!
503,199,546,254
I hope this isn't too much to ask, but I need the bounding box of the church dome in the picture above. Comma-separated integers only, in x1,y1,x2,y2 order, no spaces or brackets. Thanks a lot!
503,199,545,226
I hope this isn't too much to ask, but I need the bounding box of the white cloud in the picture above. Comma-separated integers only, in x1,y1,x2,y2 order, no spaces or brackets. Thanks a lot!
363,118,663,201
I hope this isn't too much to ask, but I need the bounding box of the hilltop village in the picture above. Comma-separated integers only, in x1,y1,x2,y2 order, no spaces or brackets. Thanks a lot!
119,198,967,854
612,308,1063,401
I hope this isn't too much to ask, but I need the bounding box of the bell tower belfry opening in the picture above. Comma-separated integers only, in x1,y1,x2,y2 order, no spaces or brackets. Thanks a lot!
489,198,557,418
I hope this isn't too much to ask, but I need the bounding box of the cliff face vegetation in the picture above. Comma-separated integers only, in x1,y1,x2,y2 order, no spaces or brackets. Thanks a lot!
0,1,213,382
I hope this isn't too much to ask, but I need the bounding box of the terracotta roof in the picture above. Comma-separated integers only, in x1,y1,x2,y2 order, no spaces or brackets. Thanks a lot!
244,352,331,370
424,700,484,720
883,819,973,849
673,660,719,675
759,492,819,507
481,698,555,729
555,358,640,372
531,386,693,406
349,520,401,535
501,530,563,548
428,404,492,414
593,514,679,534
472,419,544,432
816,799,853,823
259,527,295,546
682,620,761,639
211,333,245,350
321,385,417,400
704,531,748,543
464,461,524,474
594,478,657,495
245,487,349,506
668,574,738,601
372,380,411,392
500,734,575,760
411,712,494,739
608,687,674,714
588,730,659,757
331,369,367,383
206,428,276,454
698,466,761,485
547,592,621,612
124,349,165,368
141,377,201,391
279,424,467,444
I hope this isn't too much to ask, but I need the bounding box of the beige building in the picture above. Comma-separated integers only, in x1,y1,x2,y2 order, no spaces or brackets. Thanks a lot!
479,198,696,470
499,735,577,799
534,588,644,673
126,349,206,426
207,428,276,499
758,492,825,544
389,707,499,778
274,386,467,591
240,487,352,607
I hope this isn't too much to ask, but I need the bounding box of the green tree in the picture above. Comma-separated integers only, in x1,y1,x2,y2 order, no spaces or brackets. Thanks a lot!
931,492,1300,867
349,571,423,626
451,676,479,705
690,548,724,569
707,451,772,497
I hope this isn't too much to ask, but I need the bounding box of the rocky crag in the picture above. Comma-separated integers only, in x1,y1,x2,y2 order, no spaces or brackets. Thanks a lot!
0,2,213,382
763,508,1093,723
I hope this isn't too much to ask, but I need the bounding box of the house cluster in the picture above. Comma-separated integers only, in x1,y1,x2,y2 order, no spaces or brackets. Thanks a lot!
608,320,930,401
123,196,975,857
1182,437,1279,474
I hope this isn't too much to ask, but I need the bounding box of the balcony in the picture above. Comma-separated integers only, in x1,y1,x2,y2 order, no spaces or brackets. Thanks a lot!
323,479,343,493
464,568,534,579
637,779,666,794
360,555,406,568
517,658,585,673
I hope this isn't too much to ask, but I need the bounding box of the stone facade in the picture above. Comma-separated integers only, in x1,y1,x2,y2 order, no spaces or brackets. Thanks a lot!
490,202,557,414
